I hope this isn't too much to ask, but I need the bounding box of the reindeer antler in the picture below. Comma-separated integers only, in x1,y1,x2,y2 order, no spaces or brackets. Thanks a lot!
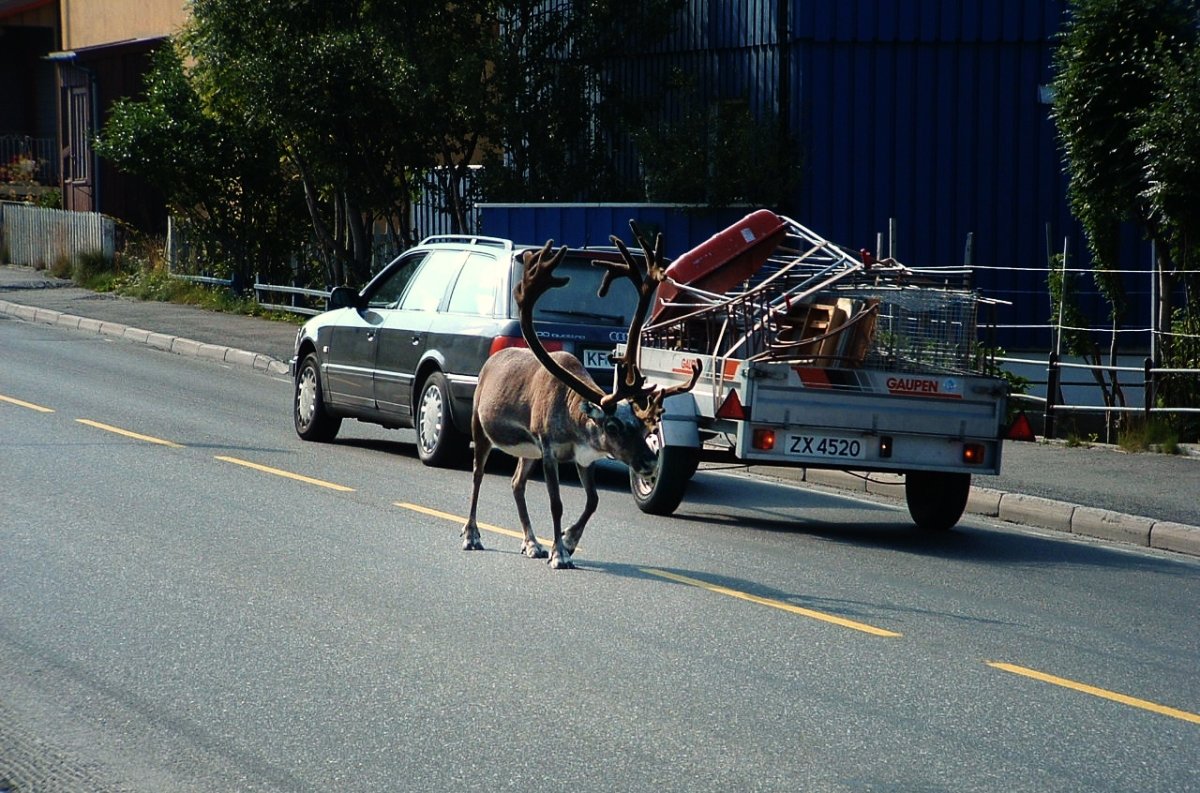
593,220,702,416
515,242,609,408
631,359,704,430
590,221,673,409
516,230,702,421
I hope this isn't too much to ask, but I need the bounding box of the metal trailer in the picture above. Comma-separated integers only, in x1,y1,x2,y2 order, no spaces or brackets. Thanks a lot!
623,211,1010,530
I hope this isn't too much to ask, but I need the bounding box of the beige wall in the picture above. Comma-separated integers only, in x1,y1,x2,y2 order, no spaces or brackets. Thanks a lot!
61,0,188,50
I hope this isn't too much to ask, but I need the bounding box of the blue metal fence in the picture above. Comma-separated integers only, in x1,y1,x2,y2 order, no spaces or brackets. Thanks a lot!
595,0,1149,351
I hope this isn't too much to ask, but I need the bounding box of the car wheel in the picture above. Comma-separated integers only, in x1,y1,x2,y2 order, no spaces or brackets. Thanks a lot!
631,435,696,516
905,471,970,531
294,352,342,442
416,371,469,467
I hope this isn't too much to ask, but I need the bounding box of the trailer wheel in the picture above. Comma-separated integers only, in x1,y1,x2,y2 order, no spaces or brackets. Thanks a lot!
905,471,971,531
631,445,697,516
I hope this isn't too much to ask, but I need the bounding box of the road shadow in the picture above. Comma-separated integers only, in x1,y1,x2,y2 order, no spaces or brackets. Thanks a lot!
340,435,637,490
569,557,1013,630
661,471,1197,575
342,434,1193,575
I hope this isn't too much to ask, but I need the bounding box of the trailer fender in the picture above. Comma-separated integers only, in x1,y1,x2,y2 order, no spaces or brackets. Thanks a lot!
658,392,700,448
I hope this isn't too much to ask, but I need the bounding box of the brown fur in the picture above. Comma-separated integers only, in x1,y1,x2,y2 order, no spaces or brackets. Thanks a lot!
461,347,657,569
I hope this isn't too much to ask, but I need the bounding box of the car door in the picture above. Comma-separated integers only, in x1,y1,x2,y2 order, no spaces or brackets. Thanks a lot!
325,251,427,411
373,248,469,420
324,312,383,410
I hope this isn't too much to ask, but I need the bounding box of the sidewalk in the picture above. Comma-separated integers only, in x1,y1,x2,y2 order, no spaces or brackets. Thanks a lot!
3,264,1198,558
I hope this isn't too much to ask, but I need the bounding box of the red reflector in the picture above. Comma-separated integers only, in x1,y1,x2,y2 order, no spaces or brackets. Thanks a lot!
878,435,893,458
1006,412,1036,442
963,443,985,465
752,428,776,451
716,389,748,421
488,336,564,356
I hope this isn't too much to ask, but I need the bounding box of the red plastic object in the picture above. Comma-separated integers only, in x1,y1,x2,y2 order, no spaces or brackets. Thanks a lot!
1006,412,1037,442
653,209,788,321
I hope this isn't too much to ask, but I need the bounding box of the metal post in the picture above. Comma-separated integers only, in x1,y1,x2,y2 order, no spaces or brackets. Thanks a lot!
963,231,975,289
1044,351,1059,439
1150,239,1157,365
1144,357,1154,420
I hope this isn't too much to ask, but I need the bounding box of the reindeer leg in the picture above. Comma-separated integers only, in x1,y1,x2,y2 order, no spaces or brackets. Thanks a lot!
563,463,597,555
543,456,575,570
461,432,489,551
512,457,548,559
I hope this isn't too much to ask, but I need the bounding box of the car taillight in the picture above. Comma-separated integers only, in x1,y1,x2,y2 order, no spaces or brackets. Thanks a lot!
488,335,565,356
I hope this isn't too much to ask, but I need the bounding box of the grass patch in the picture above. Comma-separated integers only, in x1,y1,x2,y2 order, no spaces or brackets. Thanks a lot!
67,238,303,325
1118,418,1180,454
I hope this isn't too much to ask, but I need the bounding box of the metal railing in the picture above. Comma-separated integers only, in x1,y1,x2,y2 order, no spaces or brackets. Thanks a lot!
999,354,1200,438
0,134,59,185
252,282,330,316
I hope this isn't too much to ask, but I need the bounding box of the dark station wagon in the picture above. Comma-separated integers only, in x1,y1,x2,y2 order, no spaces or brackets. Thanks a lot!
291,234,640,466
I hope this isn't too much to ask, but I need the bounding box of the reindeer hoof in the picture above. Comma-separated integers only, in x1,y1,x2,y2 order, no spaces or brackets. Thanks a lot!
549,553,576,570
462,538,484,551
521,541,548,559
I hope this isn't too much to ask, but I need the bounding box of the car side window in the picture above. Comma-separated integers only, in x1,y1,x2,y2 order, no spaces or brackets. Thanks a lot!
446,253,503,316
367,252,428,309
398,250,466,312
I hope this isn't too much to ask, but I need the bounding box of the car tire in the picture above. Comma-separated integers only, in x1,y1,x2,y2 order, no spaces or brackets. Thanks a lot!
416,371,470,468
294,352,342,442
905,471,971,531
631,444,696,516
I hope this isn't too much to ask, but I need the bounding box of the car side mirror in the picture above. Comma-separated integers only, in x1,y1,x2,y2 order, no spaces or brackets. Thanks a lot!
328,286,364,311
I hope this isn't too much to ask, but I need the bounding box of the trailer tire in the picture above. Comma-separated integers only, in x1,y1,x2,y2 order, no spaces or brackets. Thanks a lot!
905,471,971,531
631,446,696,516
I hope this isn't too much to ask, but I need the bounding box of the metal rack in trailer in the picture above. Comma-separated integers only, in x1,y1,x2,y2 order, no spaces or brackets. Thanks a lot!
625,210,1010,531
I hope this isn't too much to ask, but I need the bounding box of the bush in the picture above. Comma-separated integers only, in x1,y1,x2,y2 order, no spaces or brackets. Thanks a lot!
72,250,113,285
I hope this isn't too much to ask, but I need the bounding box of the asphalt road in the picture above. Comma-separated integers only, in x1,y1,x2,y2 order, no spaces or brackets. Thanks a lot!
2,301,1199,792
3,264,1198,536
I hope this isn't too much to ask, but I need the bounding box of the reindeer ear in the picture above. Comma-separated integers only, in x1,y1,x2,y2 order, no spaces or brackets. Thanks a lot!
581,402,605,421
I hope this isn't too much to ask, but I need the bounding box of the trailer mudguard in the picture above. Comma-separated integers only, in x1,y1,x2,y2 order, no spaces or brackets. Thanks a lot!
658,392,700,448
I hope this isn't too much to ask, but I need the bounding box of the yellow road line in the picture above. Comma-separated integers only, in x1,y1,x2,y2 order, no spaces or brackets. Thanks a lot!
394,502,549,545
395,502,899,636
0,394,55,413
642,568,903,637
987,662,1200,725
75,419,183,448
215,455,355,492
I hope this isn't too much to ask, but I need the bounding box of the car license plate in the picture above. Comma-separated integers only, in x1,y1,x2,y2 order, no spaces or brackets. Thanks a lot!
583,348,613,369
785,434,865,460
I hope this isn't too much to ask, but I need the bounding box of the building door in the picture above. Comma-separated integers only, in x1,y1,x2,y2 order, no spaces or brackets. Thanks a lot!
58,62,94,212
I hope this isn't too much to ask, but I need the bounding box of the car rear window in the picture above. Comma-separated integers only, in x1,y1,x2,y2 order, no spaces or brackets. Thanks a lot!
516,254,641,327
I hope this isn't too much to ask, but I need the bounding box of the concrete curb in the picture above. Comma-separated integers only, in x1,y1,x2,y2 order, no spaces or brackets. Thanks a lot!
5,295,1199,559
743,465,1200,559
0,299,291,377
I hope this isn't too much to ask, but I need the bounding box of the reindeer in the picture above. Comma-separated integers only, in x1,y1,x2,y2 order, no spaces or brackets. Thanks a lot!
461,225,702,569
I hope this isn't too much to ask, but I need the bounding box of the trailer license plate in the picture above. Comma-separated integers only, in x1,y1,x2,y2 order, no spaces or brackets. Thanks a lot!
786,434,865,460
583,348,613,369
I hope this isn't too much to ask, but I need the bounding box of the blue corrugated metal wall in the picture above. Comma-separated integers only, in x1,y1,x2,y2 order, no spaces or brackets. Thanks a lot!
787,0,1089,350
478,203,756,252
499,1,1151,350
602,0,1147,350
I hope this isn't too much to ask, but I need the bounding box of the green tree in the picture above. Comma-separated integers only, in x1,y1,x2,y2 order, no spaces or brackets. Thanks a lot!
94,44,306,287
1135,33,1200,389
182,0,436,287
1051,0,1199,358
